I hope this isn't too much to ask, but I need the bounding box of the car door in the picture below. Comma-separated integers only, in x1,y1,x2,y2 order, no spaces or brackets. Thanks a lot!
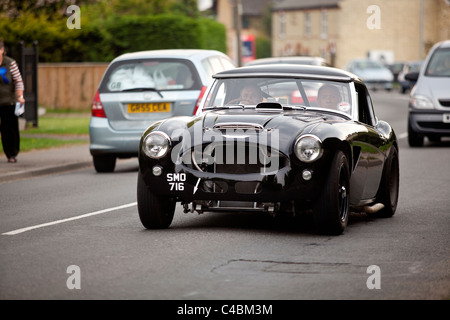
350,83,386,203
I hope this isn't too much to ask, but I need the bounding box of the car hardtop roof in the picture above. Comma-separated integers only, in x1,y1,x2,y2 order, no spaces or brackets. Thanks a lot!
213,64,356,82
112,49,227,62
246,56,326,64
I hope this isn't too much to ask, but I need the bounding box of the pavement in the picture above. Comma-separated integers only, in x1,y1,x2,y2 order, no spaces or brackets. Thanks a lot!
0,142,92,183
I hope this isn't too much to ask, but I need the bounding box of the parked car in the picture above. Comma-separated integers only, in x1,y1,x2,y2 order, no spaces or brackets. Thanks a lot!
245,56,329,67
89,49,235,172
344,59,394,91
398,60,423,94
406,40,450,146
137,64,399,235
387,61,405,83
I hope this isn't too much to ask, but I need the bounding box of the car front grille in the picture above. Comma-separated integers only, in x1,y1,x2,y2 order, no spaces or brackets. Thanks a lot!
182,142,288,175
439,99,450,107
418,121,450,130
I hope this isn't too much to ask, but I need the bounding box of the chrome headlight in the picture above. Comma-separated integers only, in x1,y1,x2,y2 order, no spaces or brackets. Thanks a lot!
410,94,434,109
142,131,171,159
294,135,323,163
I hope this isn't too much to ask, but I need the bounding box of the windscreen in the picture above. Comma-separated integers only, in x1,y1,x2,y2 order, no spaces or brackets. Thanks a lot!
203,77,352,114
425,48,450,77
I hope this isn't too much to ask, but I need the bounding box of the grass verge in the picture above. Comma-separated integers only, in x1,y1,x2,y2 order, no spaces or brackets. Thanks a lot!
0,114,90,153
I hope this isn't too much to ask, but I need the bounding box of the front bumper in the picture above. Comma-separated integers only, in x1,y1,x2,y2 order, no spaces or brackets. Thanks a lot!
139,158,327,205
408,110,450,136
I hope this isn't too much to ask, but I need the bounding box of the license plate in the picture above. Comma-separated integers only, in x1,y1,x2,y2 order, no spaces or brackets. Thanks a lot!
443,114,450,123
128,103,170,113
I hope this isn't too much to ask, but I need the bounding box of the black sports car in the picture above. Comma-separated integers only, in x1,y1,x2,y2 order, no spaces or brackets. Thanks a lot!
137,64,399,235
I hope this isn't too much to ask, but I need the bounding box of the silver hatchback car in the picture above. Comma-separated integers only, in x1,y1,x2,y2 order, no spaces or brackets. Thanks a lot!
89,49,235,172
407,40,450,146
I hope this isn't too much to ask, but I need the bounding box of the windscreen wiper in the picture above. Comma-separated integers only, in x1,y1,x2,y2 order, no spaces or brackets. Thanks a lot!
202,104,245,111
282,105,307,111
121,87,163,98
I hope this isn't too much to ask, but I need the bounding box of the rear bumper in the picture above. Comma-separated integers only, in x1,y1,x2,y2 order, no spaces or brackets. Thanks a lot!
89,117,144,157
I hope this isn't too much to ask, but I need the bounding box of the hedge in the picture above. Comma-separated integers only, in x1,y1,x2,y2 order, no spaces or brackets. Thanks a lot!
0,12,227,62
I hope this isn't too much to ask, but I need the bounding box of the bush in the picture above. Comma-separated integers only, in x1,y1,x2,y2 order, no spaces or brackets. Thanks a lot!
256,36,271,59
102,14,226,58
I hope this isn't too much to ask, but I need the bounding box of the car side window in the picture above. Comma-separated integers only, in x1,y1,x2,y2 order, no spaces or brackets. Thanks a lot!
220,57,235,70
355,83,376,126
201,59,215,79
209,56,226,74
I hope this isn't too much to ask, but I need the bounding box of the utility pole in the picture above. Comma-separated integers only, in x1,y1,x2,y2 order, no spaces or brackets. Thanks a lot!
234,0,243,66
419,0,424,59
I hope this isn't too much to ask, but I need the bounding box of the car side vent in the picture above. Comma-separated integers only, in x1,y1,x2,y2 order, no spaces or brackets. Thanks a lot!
439,99,450,107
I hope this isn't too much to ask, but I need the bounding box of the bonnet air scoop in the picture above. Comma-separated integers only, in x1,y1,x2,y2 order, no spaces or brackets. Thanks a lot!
255,102,283,110
213,122,265,131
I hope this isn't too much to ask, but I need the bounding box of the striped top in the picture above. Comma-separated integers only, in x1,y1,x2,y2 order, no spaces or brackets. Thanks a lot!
9,60,24,91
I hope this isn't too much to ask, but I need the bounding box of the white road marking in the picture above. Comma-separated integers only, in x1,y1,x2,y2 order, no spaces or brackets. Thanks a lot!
397,132,408,140
2,202,137,236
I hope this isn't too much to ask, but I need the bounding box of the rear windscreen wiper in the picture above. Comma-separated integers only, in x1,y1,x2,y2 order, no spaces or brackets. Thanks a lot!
121,87,163,98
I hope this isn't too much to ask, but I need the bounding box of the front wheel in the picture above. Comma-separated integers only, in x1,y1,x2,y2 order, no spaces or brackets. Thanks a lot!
313,151,350,235
137,171,175,229
407,120,424,147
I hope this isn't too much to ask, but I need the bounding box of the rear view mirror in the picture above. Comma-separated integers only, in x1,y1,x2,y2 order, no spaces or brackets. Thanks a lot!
405,72,419,82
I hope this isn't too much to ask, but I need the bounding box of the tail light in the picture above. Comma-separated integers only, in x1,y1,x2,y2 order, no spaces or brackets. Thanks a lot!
91,90,107,118
193,86,207,115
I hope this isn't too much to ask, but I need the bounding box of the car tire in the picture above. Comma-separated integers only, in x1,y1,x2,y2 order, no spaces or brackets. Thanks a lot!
407,120,424,147
93,155,116,173
313,151,350,235
373,148,399,218
137,171,175,229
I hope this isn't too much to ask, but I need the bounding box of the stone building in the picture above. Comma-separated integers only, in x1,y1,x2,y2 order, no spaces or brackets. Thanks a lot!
271,0,450,67
214,0,450,67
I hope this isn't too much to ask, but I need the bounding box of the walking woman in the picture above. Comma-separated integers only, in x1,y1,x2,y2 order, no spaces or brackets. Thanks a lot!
0,38,25,163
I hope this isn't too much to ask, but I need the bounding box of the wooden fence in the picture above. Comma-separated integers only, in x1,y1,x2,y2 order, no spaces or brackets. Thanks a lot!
38,63,109,111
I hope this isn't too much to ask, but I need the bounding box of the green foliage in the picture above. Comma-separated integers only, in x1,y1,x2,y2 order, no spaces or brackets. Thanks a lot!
0,0,227,62
256,36,272,59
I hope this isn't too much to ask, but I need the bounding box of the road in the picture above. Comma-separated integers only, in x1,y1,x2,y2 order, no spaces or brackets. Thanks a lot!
0,91,449,301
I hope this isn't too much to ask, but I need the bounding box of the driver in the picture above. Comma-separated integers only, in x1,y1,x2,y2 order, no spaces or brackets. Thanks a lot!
228,84,263,105
317,84,341,109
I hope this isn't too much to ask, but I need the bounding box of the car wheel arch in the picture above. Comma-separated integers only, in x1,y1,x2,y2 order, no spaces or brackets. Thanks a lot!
323,138,354,176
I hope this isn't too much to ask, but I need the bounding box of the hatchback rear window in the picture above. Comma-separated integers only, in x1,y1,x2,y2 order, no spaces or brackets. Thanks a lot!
100,59,201,92
425,48,450,77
